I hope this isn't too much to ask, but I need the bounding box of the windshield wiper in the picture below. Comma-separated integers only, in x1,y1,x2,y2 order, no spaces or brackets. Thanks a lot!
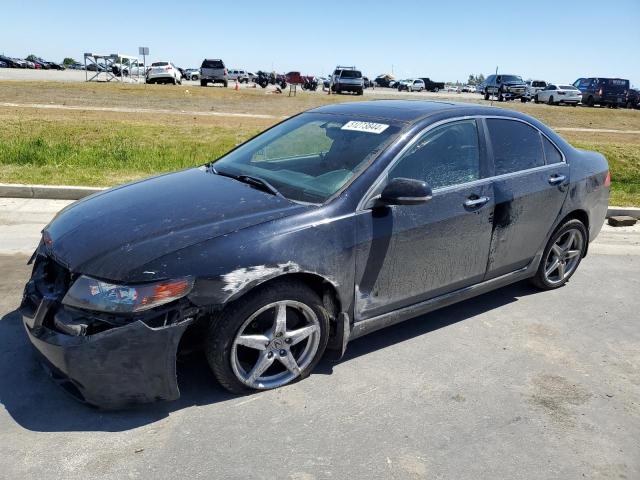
212,168,283,198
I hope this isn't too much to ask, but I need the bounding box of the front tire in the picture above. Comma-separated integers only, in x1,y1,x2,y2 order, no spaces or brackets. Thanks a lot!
530,219,587,290
206,280,330,394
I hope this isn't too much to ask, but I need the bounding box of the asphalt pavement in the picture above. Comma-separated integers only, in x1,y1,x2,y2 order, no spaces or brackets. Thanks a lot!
0,198,638,479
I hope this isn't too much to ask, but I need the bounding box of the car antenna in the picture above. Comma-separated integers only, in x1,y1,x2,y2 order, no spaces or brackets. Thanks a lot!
491,65,498,106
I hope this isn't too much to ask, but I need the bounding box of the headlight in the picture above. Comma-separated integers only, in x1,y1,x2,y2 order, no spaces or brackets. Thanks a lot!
62,275,194,313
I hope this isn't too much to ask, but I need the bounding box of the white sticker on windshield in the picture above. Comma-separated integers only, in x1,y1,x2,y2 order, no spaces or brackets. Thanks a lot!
341,121,389,134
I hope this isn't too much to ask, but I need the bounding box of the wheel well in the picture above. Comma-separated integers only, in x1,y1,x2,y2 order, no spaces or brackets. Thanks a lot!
560,209,589,234
265,273,342,320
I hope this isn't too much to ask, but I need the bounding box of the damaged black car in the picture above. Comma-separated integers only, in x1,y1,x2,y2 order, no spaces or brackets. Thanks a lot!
20,100,610,408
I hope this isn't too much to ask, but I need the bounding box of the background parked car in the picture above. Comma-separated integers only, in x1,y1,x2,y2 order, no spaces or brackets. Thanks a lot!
374,74,395,87
330,66,364,95
228,69,250,83
0,60,7,68
183,68,200,80
483,74,527,102
525,80,548,101
445,84,461,93
418,77,445,92
200,58,228,87
398,79,425,92
147,61,182,85
573,77,630,108
535,84,581,106
625,88,639,109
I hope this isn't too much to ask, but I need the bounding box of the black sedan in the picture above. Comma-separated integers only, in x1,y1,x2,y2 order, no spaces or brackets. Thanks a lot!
20,101,610,408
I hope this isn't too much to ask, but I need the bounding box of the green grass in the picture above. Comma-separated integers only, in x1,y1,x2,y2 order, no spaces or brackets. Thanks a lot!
0,116,257,186
1,116,638,206
573,142,640,206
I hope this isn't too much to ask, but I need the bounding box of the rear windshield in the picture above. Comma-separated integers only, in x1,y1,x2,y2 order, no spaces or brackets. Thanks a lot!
559,85,577,90
341,70,362,78
202,59,224,68
151,62,168,67
600,78,629,90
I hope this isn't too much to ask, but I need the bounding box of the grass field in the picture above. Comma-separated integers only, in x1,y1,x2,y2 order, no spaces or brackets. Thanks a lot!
0,81,638,205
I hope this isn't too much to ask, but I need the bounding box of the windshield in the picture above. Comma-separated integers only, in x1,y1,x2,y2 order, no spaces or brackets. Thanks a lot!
502,75,523,83
212,113,401,203
151,62,168,67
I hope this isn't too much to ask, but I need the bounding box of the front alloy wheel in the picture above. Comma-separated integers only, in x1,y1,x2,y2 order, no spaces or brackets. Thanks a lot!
231,301,321,389
206,280,329,394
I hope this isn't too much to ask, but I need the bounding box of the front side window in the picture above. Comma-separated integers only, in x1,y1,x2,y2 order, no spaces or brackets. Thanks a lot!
213,113,400,203
388,120,481,189
486,119,544,175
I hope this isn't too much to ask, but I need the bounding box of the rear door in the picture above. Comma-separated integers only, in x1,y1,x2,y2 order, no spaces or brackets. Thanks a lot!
354,119,494,320
483,118,569,279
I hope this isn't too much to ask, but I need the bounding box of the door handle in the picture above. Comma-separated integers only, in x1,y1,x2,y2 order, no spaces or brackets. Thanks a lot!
464,196,490,208
548,174,566,185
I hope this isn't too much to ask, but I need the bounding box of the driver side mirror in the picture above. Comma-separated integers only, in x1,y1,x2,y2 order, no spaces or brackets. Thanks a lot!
377,177,432,207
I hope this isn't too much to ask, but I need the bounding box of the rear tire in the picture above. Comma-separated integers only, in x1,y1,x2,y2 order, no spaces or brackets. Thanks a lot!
223,80,228,88
530,219,587,290
587,96,595,107
206,280,330,394
534,95,540,104
200,79,207,87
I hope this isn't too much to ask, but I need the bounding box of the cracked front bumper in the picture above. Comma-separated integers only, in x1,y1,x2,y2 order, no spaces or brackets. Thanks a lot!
21,300,193,410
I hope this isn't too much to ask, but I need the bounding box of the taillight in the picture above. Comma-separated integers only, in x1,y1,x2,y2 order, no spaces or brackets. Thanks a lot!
224,68,228,75
604,171,611,187
599,88,603,96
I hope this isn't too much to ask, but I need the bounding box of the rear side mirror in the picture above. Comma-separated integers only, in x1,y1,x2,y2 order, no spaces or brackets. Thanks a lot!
378,177,432,206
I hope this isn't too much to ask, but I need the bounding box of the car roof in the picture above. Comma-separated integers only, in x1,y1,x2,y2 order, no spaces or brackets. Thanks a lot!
311,100,533,124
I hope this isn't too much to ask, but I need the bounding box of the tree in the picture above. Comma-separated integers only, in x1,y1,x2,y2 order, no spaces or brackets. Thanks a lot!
467,74,476,85
26,54,38,62
477,73,485,83
63,57,77,66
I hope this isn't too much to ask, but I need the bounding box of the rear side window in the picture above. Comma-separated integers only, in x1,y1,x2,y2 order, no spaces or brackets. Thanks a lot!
389,120,481,189
202,59,224,68
487,119,544,175
542,136,563,164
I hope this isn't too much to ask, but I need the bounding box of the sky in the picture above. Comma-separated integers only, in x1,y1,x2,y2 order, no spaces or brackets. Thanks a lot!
2,0,639,86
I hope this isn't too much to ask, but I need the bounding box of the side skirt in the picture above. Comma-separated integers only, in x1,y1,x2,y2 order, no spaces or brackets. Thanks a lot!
349,263,537,340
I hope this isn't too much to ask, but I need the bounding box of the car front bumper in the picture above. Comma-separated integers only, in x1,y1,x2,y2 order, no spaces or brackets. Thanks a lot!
21,296,194,409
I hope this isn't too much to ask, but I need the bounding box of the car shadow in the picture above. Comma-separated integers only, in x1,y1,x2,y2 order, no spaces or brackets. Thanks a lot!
0,280,537,433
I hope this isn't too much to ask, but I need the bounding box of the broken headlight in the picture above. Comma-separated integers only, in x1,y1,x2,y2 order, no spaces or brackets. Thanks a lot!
62,275,194,313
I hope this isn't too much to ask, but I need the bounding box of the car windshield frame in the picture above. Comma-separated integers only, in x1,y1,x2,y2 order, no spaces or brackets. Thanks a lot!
209,112,404,204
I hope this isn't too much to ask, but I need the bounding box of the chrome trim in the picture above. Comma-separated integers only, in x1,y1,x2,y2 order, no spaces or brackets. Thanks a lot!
357,114,568,212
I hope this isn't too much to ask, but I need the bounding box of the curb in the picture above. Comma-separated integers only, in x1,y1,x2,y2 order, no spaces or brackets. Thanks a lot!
0,183,105,200
1,183,640,218
607,206,640,219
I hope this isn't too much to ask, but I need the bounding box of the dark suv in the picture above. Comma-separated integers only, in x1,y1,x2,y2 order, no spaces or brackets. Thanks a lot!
483,74,527,102
572,78,630,108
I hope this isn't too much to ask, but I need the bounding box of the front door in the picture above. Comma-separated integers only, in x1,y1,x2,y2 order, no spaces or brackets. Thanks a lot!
354,119,494,321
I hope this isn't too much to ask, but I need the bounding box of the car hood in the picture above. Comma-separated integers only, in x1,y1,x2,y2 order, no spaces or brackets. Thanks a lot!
43,167,307,281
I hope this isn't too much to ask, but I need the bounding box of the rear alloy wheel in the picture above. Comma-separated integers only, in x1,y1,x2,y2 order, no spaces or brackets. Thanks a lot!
206,281,329,393
531,219,587,290
548,95,554,105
